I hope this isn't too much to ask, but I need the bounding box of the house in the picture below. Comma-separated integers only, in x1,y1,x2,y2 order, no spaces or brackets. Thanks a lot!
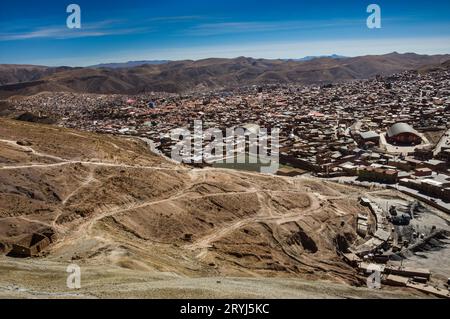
414,167,432,177
6,230,56,258
359,131,380,146
358,166,398,184
421,159,447,172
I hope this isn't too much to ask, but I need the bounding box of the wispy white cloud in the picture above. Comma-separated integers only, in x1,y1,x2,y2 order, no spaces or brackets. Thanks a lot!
1,28,103,41
0,19,151,41
0,15,207,41
146,15,204,22
183,19,362,36
181,16,432,37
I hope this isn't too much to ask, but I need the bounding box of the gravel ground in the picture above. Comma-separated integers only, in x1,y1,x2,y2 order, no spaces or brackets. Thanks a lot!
0,257,425,299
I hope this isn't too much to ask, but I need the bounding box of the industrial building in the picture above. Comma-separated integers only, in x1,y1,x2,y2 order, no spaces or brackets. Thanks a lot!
386,123,422,146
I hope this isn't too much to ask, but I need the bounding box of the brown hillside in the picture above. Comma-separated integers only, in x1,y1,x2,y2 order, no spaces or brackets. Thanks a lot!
1,53,449,97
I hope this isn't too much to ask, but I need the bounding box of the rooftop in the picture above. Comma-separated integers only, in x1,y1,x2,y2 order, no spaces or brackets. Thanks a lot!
387,122,419,138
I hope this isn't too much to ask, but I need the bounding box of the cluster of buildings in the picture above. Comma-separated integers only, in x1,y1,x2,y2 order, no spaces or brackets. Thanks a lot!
342,196,450,298
8,68,450,206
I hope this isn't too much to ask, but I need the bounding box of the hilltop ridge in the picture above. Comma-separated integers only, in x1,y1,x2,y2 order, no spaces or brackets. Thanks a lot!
1,53,449,97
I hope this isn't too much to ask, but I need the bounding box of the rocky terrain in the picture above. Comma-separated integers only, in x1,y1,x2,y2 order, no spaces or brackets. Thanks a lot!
0,118,429,298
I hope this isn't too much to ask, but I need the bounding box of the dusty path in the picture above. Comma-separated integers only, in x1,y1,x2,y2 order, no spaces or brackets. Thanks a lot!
185,192,322,251
0,138,186,171
62,168,97,205
0,160,186,171
0,138,68,162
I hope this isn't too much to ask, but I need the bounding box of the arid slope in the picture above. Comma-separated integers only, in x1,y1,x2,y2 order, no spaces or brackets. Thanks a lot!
1,53,449,97
0,118,421,298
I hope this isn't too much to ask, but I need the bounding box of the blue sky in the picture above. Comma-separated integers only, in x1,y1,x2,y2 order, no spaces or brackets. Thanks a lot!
0,0,450,66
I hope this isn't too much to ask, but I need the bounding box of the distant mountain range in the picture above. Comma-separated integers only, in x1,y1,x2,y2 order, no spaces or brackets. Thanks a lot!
89,55,345,69
0,52,449,98
285,54,348,62
89,60,170,69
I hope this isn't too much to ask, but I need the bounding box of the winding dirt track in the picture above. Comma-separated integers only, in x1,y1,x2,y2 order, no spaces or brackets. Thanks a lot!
0,127,403,298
